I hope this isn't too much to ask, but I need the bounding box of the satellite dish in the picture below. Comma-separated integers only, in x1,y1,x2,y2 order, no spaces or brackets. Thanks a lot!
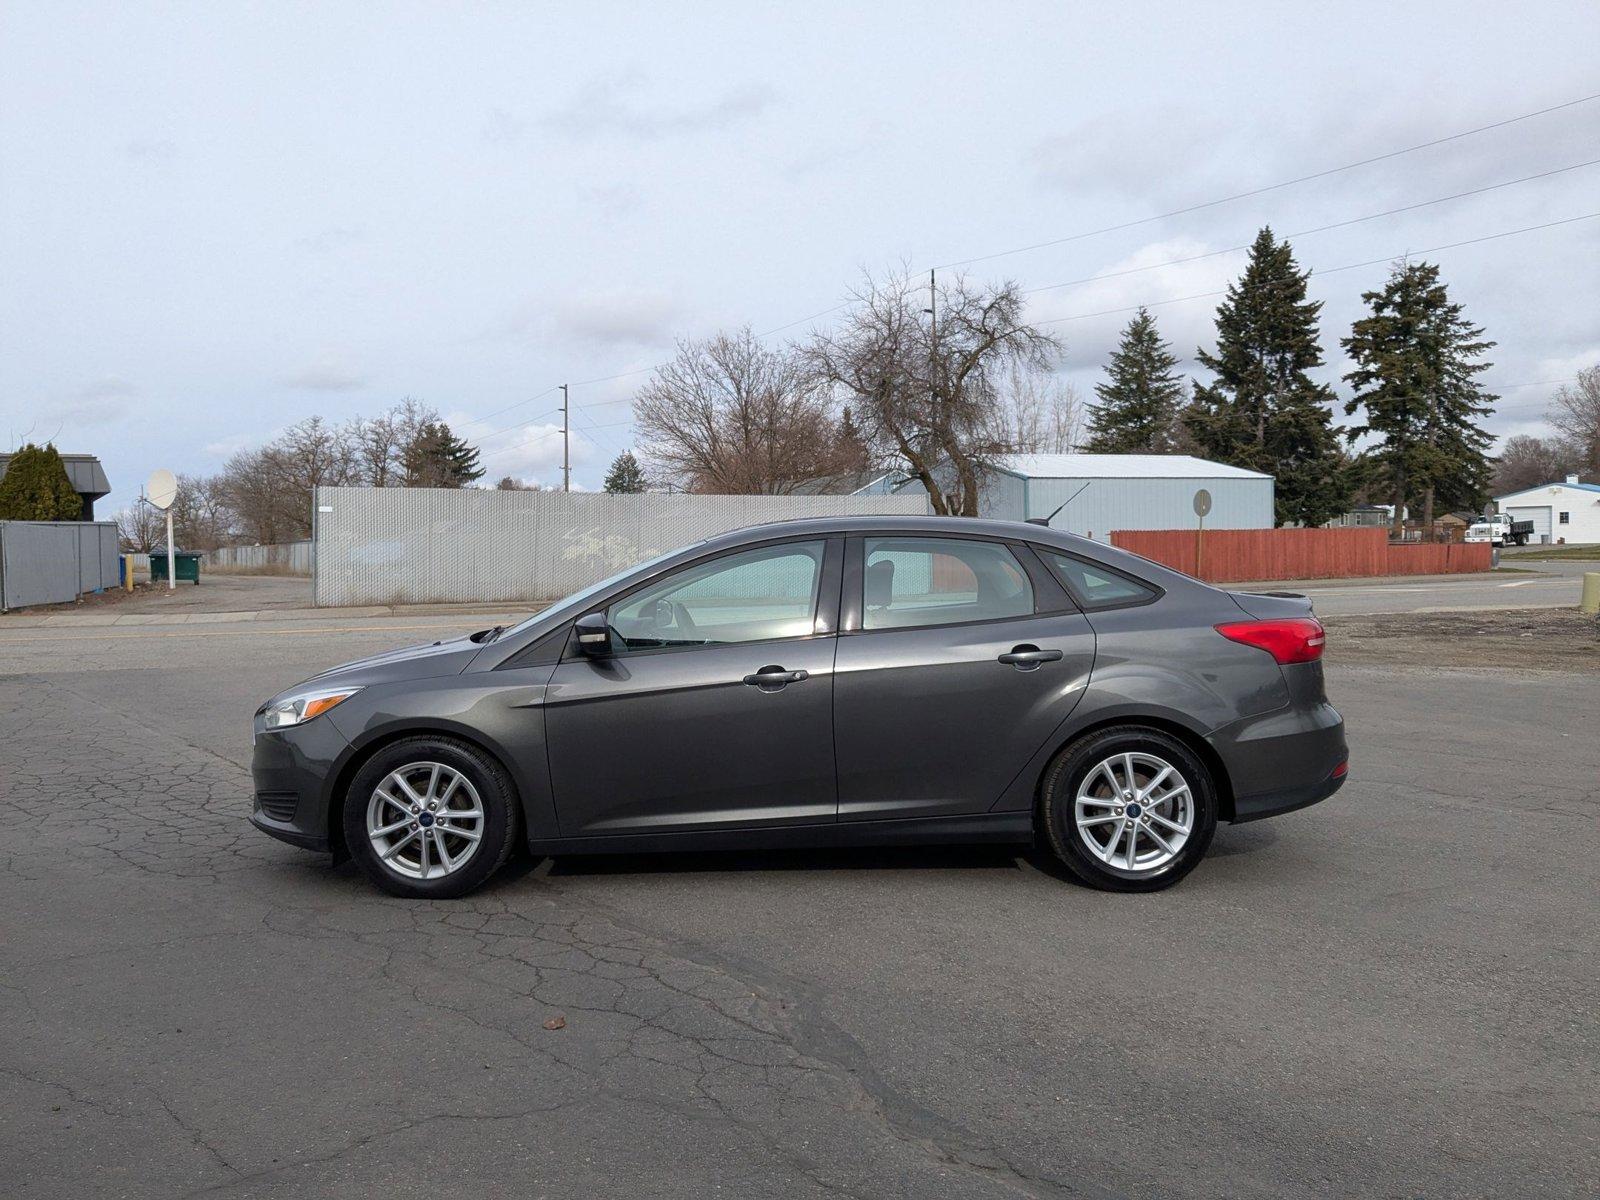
147,468,178,511
1193,488,1213,518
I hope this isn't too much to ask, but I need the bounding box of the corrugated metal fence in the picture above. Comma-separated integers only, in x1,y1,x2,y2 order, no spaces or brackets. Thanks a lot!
202,541,313,574
0,521,120,610
313,487,932,606
1111,527,1492,583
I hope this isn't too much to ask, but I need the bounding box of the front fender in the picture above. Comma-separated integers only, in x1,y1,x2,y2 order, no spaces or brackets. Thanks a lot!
326,669,560,841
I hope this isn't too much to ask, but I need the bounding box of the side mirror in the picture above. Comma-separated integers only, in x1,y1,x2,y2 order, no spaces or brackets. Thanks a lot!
573,611,612,656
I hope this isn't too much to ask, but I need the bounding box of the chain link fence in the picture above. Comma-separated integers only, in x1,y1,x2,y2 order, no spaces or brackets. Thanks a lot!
312,487,931,607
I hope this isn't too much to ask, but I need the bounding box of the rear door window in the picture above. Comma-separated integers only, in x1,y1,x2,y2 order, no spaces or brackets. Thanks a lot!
862,537,1033,630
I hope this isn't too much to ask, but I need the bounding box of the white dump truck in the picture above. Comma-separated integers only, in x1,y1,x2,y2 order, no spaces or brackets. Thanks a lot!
1465,513,1535,546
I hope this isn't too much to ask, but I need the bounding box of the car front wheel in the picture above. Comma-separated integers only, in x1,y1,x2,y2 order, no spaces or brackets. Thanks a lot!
1040,726,1217,892
343,736,521,899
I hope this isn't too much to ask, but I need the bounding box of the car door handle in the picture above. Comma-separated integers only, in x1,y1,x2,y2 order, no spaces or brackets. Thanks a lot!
743,666,809,689
997,645,1063,670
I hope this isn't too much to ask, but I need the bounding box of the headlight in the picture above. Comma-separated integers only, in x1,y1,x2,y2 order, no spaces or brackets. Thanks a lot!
257,687,362,731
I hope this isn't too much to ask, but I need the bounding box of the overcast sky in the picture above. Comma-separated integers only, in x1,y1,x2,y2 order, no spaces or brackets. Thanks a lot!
3,1,1597,514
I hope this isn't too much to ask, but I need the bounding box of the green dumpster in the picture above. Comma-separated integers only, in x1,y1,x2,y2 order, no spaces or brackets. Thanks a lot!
150,550,202,584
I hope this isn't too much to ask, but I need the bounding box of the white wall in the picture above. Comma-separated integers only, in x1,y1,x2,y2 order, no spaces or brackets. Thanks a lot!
1496,484,1600,544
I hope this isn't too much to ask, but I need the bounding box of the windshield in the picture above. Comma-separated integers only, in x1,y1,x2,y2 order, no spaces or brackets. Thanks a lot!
499,545,698,637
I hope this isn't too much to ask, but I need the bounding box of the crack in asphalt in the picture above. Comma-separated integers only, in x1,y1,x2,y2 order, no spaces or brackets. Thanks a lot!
3,674,1095,1199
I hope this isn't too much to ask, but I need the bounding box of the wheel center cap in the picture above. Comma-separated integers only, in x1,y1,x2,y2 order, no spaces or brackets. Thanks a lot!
418,811,435,827
1125,803,1142,819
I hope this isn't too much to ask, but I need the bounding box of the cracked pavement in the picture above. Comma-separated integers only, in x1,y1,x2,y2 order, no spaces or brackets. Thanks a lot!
1,612,1596,1197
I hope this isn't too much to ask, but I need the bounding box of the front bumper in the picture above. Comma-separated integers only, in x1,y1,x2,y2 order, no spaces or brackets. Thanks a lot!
1208,699,1347,824
249,714,351,853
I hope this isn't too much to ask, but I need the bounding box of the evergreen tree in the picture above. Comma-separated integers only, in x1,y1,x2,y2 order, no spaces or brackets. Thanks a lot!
402,421,483,487
602,451,648,493
1342,261,1495,531
1082,307,1184,453
1183,227,1349,526
0,442,83,520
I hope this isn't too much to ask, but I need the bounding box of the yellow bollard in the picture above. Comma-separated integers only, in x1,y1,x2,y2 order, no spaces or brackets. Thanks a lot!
1582,572,1600,615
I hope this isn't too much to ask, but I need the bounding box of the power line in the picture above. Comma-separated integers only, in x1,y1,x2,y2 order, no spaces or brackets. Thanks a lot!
456,92,1600,473
934,91,1600,270
1033,211,1600,328
1024,158,1600,297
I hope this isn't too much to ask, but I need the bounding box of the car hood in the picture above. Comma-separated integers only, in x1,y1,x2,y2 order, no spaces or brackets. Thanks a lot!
295,631,488,690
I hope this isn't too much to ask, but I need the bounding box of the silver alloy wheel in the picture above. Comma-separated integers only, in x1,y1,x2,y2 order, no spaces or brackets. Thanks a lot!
365,762,485,881
1073,751,1194,875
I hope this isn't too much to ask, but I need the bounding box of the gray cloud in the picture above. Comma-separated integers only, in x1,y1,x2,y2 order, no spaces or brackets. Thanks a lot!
281,365,367,392
295,226,363,254
34,378,138,430
540,73,776,139
552,291,681,348
124,138,178,162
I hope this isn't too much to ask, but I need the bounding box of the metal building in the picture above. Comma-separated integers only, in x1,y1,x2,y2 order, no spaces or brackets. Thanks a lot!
870,454,1275,541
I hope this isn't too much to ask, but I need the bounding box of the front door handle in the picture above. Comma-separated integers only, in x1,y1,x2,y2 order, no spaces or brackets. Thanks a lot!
997,645,1063,671
743,666,809,690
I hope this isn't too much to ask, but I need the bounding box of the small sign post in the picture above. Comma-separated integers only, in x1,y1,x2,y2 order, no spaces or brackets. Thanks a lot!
146,469,179,591
1193,488,1212,579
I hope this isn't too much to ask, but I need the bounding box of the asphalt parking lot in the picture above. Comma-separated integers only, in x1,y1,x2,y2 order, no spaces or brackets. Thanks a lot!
2,586,1597,1198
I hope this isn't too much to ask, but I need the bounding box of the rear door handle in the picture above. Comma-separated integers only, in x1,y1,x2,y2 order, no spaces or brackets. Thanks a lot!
997,645,1063,670
743,666,809,689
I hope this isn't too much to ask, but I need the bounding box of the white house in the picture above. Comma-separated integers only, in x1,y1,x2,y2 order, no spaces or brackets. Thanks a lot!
1495,475,1600,544
857,454,1275,541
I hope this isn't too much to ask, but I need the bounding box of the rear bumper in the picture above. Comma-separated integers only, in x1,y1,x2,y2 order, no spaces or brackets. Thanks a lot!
1208,698,1347,824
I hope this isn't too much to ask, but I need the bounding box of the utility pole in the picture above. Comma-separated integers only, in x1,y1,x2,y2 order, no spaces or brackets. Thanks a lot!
560,384,570,492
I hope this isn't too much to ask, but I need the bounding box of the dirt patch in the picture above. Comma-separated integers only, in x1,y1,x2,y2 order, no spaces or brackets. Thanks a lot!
1323,607,1600,671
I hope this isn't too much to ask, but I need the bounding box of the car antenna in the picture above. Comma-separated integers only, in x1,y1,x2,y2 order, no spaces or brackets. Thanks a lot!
1026,481,1092,527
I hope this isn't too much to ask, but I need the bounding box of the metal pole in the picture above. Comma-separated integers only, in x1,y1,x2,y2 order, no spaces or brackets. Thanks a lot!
561,384,570,493
1195,511,1205,580
165,509,176,591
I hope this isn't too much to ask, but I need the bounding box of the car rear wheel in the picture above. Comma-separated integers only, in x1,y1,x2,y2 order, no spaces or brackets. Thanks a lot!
343,736,520,899
1040,726,1217,892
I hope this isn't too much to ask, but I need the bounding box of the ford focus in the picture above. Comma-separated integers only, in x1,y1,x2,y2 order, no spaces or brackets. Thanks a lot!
250,516,1346,898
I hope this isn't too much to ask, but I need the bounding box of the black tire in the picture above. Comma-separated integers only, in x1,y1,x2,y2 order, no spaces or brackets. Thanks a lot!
343,735,521,899
1039,726,1218,893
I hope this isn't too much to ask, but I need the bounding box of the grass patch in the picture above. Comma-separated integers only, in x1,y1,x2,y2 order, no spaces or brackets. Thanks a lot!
1504,545,1600,561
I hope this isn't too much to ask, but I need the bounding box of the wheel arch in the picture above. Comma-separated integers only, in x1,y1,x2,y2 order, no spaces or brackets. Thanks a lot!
1034,714,1236,823
324,724,526,861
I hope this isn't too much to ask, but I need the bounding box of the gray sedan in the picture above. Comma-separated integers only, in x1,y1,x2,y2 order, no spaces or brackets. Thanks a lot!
251,516,1346,898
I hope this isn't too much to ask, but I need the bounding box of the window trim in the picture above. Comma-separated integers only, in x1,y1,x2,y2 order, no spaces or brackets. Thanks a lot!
561,534,842,661
841,532,1076,636
1032,545,1166,612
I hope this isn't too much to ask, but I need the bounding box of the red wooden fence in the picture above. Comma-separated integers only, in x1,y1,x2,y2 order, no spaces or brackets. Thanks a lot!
1109,528,1491,583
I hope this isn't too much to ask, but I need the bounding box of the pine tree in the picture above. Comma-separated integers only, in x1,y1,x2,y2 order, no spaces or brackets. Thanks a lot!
402,421,483,487
1082,307,1184,453
1342,261,1496,532
603,451,648,493
1183,227,1350,526
0,442,83,520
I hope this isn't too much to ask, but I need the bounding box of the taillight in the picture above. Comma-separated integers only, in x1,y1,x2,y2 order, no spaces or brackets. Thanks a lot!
1214,617,1326,664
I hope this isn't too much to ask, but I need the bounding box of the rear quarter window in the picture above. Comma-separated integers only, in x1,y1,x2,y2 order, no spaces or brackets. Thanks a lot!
1038,549,1159,610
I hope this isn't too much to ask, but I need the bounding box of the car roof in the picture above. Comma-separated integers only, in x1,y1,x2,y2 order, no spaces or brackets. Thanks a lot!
702,513,1091,547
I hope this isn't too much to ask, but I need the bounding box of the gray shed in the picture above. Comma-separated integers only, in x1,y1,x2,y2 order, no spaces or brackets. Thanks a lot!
875,454,1275,541
0,451,112,520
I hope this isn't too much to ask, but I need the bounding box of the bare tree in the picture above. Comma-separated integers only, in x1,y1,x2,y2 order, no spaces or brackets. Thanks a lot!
805,270,1061,515
349,398,435,487
116,501,163,551
171,473,233,550
634,327,849,494
1549,365,1600,478
987,363,1082,455
1490,434,1583,495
